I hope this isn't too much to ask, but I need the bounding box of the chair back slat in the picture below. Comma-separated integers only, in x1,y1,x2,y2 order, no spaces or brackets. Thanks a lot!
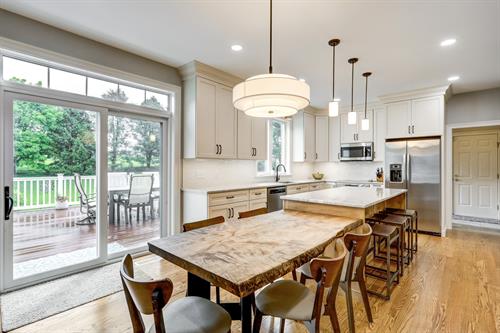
343,224,372,257
183,216,225,232
128,174,154,205
120,254,173,315
74,173,87,201
309,239,347,287
238,207,268,219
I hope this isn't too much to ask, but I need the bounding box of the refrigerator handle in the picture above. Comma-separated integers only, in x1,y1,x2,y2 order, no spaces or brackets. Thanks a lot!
408,154,411,186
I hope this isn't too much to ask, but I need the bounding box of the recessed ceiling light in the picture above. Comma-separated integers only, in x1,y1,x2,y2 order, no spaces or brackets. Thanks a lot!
299,78,306,82
448,75,460,82
231,44,243,52
440,38,456,47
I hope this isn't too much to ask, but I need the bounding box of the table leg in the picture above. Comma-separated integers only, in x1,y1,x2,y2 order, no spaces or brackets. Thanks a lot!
240,294,253,333
186,272,211,299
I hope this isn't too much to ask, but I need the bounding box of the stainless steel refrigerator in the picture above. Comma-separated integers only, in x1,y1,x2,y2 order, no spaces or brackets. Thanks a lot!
385,138,441,235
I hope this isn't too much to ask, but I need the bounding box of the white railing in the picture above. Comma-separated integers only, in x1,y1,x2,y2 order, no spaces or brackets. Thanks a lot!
13,172,160,211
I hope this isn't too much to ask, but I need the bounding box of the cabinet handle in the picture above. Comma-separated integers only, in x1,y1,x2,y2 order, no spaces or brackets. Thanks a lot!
254,148,257,156
408,126,411,134
216,144,219,154
304,152,306,160
219,144,223,155
353,134,355,141
226,195,235,199
315,152,318,160
412,125,415,134
252,148,254,156
230,208,234,218
227,208,232,219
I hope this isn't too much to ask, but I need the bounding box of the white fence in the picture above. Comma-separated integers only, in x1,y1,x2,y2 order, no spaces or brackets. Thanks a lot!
13,172,159,211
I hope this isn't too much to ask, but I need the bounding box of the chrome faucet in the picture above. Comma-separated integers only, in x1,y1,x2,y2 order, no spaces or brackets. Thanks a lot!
275,163,287,182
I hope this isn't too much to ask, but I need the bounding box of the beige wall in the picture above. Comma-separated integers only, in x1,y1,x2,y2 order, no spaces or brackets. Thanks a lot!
0,9,181,86
446,87,500,124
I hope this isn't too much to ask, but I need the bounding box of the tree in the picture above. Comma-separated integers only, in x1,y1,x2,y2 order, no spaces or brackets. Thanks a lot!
103,89,129,171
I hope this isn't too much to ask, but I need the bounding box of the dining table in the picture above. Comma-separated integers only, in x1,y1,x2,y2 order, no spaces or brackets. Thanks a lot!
148,209,362,332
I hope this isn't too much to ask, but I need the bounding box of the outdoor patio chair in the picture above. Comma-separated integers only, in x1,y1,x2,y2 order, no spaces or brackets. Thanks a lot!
74,173,96,225
116,174,154,224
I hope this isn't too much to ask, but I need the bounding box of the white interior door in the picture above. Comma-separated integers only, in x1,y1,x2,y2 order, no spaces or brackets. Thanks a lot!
453,134,498,219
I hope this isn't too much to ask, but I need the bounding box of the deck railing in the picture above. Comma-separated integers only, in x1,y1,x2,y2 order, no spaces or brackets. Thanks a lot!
12,172,159,211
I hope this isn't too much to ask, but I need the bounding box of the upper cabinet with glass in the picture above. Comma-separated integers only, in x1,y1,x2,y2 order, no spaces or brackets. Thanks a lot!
1,55,170,112
179,61,241,159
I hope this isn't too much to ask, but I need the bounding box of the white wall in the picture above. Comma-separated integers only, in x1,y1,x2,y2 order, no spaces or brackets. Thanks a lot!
183,160,314,188
446,87,500,124
314,161,384,181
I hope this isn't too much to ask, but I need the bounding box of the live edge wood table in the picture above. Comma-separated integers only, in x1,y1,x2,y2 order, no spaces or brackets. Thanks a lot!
148,210,362,333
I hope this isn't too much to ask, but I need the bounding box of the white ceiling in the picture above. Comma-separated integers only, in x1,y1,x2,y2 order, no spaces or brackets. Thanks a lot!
1,0,499,108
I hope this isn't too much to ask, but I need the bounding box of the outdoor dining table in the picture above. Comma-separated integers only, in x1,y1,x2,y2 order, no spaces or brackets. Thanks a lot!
108,186,159,224
148,210,362,332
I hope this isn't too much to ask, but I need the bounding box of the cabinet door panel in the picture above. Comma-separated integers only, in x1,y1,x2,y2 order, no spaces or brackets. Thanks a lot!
208,205,231,221
249,200,267,210
357,110,373,142
411,97,442,136
374,108,387,162
237,110,252,159
341,113,357,143
386,101,411,139
252,118,268,160
196,78,217,157
329,116,341,161
230,202,250,221
216,85,236,158
304,112,316,162
315,116,329,161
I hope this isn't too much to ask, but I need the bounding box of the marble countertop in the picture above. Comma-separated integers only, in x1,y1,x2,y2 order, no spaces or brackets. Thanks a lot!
281,187,406,209
182,179,326,193
149,210,361,297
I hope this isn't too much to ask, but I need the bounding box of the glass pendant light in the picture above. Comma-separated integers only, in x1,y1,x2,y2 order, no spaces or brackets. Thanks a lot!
347,58,358,125
328,39,340,117
361,72,372,130
233,0,310,117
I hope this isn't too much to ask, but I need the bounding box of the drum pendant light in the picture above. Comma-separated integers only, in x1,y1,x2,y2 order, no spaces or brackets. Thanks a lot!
361,72,372,130
232,0,310,117
347,58,358,125
328,39,340,117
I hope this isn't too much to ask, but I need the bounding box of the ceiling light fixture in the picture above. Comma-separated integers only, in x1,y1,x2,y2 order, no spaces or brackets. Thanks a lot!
440,38,456,47
348,58,359,125
232,0,310,117
448,75,460,82
328,38,340,117
231,44,243,52
361,72,372,131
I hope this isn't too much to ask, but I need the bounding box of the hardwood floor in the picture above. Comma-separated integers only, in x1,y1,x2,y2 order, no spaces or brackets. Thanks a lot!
9,228,500,333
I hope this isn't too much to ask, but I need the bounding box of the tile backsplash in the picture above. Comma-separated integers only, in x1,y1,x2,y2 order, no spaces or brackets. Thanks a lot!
313,161,384,181
183,159,314,188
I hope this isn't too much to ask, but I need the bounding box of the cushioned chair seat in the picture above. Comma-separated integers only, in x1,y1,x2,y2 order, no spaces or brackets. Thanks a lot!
154,296,231,333
255,280,315,321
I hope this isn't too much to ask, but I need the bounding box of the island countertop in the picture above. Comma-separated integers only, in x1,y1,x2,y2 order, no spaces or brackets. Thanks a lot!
281,187,407,209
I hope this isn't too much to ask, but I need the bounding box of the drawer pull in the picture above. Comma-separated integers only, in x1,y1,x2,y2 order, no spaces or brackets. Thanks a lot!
226,195,235,199
254,192,262,195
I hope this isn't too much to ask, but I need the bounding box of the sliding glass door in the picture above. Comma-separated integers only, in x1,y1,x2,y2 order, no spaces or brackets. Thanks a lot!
2,92,106,288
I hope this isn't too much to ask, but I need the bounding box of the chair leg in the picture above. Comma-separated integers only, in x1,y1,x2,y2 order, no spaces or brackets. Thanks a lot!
279,318,285,333
300,273,307,285
253,309,263,333
292,270,297,281
357,275,373,323
327,302,341,333
125,207,130,224
345,283,355,333
215,287,221,304
142,205,146,221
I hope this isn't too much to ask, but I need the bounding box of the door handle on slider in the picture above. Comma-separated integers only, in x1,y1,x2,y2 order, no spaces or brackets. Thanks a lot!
4,186,13,220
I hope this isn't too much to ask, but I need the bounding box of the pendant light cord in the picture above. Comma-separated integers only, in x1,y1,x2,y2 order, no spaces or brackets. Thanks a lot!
364,74,368,118
332,44,335,99
350,61,354,113
269,0,273,74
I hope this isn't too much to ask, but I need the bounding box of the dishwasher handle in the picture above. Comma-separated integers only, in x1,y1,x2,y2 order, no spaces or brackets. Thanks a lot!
268,187,286,195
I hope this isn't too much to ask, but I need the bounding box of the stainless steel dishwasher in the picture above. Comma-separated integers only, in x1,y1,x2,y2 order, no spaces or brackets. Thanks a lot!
267,186,287,212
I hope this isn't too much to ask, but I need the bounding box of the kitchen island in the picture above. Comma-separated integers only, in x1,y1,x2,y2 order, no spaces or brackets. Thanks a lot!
281,186,407,221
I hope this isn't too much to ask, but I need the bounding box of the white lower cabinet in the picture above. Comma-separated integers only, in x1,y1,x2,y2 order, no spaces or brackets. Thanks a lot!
286,184,311,194
209,201,250,221
249,199,267,210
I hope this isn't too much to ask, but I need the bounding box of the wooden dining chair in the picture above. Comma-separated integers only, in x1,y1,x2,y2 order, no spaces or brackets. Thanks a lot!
182,215,225,303
238,207,268,219
253,239,347,333
120,254,232,333
297,223,373,333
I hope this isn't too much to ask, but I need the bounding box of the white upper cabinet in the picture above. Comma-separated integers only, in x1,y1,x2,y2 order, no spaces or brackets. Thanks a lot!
315,116,329,161
340,110,373,143
386,101,411,139
180,61,241,159
293,111,316,162
374,107,387,162
237,110,268,160
329,115,341,162
381,86,448,139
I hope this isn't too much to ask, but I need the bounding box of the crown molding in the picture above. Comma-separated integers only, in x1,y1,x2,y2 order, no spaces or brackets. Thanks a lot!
379,85,451,104
178,60,243,87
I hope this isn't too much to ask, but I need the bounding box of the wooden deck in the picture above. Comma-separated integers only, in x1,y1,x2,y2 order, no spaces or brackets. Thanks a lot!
13,206,160,263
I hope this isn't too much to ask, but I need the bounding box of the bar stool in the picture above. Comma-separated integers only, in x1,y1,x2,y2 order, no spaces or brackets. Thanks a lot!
365,223,400,300
367,213,410,276
385,208,418,259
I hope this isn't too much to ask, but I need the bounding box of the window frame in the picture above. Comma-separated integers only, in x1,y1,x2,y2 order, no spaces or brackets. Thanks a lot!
256,118,292,177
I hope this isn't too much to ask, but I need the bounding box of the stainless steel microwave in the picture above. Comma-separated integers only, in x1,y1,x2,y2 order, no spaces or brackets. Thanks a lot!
340,142,374,161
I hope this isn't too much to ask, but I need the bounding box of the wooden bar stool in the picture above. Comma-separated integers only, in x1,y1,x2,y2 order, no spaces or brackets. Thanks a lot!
367,213,410,276
365,223,400,300
385,208,418,259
